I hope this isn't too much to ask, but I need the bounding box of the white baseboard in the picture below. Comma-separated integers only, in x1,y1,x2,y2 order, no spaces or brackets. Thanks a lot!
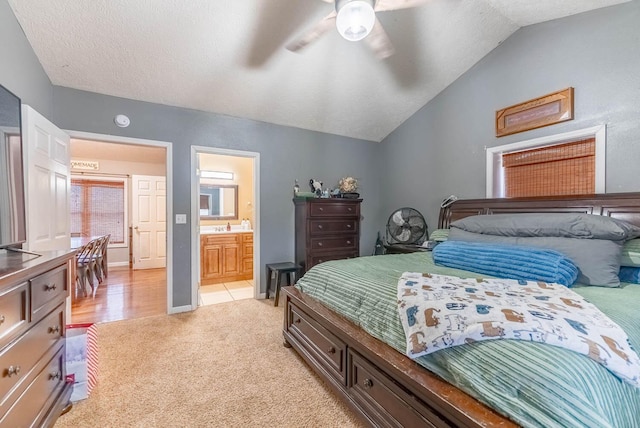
108,262,129,268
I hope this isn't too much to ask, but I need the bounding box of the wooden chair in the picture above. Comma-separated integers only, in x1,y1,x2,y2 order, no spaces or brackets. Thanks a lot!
97,234,110,281
76,240,96,298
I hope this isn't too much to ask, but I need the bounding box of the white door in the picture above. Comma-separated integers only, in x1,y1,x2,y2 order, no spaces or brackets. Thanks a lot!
132,175,166,269
21,105,70,252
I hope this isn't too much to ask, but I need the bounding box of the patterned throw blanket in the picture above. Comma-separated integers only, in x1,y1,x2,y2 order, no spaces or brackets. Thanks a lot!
397,272,640,388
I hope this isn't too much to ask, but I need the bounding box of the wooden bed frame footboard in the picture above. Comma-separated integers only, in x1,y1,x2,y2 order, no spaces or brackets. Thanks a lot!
282,287,516,427
283,192,640,427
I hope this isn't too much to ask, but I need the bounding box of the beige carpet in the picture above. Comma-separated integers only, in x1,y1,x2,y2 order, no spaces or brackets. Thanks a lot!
56,299,364,428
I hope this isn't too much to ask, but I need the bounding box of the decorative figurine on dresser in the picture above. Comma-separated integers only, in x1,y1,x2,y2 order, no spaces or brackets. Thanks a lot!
293,197,362,274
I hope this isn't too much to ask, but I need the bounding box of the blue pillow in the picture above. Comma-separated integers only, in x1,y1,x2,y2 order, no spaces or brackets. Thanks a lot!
619,266,640,284
432,240,579,287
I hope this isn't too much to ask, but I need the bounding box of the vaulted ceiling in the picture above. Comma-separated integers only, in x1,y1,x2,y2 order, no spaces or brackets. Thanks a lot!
9,0,629,141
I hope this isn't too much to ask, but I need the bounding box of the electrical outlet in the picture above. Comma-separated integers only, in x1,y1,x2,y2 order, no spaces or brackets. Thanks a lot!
175,214,187,224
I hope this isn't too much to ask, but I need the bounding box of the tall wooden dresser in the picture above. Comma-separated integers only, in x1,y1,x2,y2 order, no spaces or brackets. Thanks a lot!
294,197,362,274
0,250,74,427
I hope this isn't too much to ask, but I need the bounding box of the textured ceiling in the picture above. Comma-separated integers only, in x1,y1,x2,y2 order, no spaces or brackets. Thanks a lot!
9,0,629,142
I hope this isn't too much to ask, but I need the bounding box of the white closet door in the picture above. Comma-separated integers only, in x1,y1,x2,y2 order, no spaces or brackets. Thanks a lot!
132,174,166,269
22,105,70,252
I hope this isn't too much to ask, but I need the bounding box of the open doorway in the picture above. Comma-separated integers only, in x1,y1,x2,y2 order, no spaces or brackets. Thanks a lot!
68,135,172,323
190,146,260,308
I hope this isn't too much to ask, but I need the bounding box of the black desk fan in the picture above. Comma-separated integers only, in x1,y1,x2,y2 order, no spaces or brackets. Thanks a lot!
385,207,428,249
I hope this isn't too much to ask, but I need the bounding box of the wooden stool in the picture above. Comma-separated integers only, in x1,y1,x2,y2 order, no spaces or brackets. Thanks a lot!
266,262,302,307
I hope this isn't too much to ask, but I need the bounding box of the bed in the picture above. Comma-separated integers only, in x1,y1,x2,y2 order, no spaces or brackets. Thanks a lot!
281,192,640,427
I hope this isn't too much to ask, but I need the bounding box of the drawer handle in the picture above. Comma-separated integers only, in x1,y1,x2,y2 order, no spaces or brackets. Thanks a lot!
294,318,301,324
49,371,62,380
318,242,323,247
363,378,373,389
48,325,61,334
348,207,352,212
327,346,336,354
0,315,5,324
346,240,352,245
346,224,352,229
317,225,323,230
319,207,324,212
45,283,57,291
6,365,21,378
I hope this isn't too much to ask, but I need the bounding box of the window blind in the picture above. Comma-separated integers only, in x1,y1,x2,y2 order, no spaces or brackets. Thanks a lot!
71,179,125,244
502,138,595,198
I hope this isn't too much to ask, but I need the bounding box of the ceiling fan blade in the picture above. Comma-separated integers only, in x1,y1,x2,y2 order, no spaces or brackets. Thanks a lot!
365,18,394,59
286,11,337,53
374,0,429,12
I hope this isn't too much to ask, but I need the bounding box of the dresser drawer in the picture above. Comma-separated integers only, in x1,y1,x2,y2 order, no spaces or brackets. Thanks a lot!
308,251,358,269
202,234,240,245
0,345,65,428
309,219,358,235
348,350,444,427
30,265,67,322
309,202,359,218
0,282,29,347
310,236,357,252
287,303,346,385
0,304,64,406
242,233,253,243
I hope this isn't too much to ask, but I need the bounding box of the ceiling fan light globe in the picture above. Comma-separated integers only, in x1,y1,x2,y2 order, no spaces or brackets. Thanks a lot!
336,0,375,42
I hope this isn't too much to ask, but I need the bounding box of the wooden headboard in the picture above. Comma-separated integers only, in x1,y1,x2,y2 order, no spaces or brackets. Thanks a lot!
438,192,640,229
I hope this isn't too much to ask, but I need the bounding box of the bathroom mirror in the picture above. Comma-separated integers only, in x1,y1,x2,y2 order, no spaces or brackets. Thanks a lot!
199,184,238,220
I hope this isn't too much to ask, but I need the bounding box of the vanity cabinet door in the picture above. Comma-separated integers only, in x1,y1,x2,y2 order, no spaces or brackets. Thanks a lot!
200,233,253,285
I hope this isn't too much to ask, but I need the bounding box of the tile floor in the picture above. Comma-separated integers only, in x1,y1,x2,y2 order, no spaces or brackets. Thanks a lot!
199,280,254,306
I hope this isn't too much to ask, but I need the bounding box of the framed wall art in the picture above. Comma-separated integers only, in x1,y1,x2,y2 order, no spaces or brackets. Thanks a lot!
496,87,574,137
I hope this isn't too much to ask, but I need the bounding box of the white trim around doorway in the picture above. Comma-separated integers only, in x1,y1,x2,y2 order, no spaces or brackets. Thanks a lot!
63,130,176,314
190,146,261,310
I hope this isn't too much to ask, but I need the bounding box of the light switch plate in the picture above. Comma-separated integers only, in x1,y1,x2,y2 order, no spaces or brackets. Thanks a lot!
175,214,187,224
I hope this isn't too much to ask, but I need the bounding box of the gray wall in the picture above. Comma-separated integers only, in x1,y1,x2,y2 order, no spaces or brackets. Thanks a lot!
0,0,52,118
380,1,640,231
52,87,382,307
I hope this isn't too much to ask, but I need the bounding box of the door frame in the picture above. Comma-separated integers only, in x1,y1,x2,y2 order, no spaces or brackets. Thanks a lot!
190,146,261,308
64,130,175,314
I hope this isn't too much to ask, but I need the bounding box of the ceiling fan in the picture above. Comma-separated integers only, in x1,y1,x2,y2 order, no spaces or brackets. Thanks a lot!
286,0,428,59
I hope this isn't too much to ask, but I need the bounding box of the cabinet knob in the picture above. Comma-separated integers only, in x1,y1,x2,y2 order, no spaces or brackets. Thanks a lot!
317,225,323,230
318,242,323,247
348,207,353,212
49,371,62,380
346,224,352,229
6,365,21,377
327,346,336,354
0,315,5,324
346,240,352,245
363,378,373,389
319,207,324,212
45,283,57,291
318,259,323,263
48,325,61,334
294,318,301,324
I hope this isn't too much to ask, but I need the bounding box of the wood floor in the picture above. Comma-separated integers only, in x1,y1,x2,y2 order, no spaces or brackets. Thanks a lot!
70,266,167,324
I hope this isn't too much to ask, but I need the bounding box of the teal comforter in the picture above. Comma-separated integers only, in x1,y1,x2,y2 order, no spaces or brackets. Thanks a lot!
296,252,640,428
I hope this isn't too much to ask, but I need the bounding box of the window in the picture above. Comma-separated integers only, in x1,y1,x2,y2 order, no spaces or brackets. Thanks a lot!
71,178,127,245
486,126,605,198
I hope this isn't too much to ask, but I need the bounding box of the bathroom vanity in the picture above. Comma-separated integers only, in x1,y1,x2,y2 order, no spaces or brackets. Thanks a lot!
200,230,253,285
